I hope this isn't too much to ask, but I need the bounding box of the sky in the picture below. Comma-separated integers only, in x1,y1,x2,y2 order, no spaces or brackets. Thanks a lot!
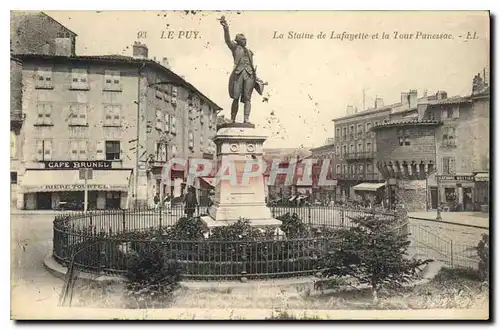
47,10,489,149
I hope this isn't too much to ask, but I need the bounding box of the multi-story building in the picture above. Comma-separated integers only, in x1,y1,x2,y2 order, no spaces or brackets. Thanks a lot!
332,99,389,201
309,139,336,202
13,42,221,210
372,72,490,212
10,11,77,207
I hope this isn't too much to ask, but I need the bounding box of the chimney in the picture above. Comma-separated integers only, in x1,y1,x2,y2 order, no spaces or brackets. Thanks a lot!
401,91,409,105
409,89,418,108
374,97,384,109
161,57,171,69
436,90,447,100
346,105,354,115
133,41,148,59
55,38,72,56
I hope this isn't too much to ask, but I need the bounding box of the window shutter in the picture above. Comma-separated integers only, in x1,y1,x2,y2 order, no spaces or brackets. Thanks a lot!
70,141,78,160
449,158,456,174
113,105,121,126
44,140,52,160
45,104,53,125
79,140,87,159
171,86,177,105
96,140,105,160
164,113,170,132
36,104,44,125
442,157,449,174
171,116,176,134
161,143,167,161
155,110,162,130
80,104,87,125
35,140,44,161
188,131,194,148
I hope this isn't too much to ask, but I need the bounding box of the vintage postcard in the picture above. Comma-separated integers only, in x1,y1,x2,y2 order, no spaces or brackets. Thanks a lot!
10,10,490,320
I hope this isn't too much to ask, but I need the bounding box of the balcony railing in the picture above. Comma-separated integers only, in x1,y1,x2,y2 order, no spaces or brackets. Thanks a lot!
344,151,375,160
335,173,381,181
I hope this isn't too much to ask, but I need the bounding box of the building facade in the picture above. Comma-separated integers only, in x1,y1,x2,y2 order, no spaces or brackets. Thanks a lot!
10,11,77,207
309,141,336,202
372,73,490,212
332,101,389,202
13,43,221,210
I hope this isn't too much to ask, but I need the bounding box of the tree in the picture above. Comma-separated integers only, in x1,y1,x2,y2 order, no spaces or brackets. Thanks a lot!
318,214,432,302
477,233,489,282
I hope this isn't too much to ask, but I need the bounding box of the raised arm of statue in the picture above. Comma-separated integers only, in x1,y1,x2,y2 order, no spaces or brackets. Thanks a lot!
220,16,235,51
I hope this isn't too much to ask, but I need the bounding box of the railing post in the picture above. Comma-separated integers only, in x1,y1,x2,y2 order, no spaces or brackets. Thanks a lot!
159,205,163,230
307,205,311,227
450,241,454,267
240,238,248,283
122,209,126,232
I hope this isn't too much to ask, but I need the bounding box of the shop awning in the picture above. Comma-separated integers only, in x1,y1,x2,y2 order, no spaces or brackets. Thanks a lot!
474,173,489,182
20,169,131,193
353,182,386,192
199,177,215,187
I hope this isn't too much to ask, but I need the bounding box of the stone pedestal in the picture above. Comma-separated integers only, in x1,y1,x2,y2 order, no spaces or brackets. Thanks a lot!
201,125,282,229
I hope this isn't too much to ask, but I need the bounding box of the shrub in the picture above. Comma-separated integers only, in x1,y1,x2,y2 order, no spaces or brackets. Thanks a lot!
477,234,489,281
318,214,432,302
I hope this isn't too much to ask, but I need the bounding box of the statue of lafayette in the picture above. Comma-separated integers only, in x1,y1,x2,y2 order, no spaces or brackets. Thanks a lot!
219,16,265,124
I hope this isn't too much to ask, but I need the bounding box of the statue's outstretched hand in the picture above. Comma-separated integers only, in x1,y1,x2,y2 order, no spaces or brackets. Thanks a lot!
219,16,228,28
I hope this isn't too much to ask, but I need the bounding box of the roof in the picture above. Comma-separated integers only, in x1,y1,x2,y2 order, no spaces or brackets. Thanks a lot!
333,104,394,122
428,95,471,106
41,12,77,36
13,53,222,110
11,11,77,36
371,119,442,131
353,182,386,192
310,143,335,152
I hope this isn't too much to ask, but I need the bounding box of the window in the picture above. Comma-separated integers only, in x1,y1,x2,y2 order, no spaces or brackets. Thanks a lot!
10,132,16,159
442,157,456,174
342,127,347,138
357,124,363,135
35,67,53,89
359,164,364,174
336,128,340,137
71,68,89,90
336,164,341,174
342,145,347,156
69,103,88,126
35,102,53,125
446,107,453,119
366,122,371,132
70,140,87,160
367,163,373,174
398,129,411,146
104,141,120,160
350,144,355,153
164,113,170,132
208,114,214,128
188,131,194,149
156,142,167,162
35,139,52,161
171,116,177,134
171,86,178,105
357,143,363,152
343,164,348,174
350,125,355,135
103,104,121,126
336,145,340,155
155,110,163,130
200,114,205,125
104,70,121,91
443,127,456,146
10,172,17,184
351,165,356,174
366,141,372,152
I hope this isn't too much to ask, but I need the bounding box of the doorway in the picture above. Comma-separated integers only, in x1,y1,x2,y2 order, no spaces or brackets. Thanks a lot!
430,187,438,209
36,192,52,210
463,187,473,211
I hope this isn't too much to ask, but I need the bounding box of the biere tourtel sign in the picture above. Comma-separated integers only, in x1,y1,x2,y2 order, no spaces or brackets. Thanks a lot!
43,161,112,170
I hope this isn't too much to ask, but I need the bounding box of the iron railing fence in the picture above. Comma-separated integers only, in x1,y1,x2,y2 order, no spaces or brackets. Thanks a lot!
53,205,401,280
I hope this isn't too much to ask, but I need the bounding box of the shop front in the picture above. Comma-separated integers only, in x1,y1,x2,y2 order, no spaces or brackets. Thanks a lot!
474,172,489,212
436,174,475,212
353,182,386,207
18,163,132,210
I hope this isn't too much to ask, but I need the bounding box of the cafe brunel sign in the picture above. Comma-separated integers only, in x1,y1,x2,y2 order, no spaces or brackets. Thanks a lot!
43,161,112,170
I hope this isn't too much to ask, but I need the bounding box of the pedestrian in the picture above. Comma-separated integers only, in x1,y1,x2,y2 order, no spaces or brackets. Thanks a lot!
154,193,160,211
184,186,198,218
163,194,172,214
